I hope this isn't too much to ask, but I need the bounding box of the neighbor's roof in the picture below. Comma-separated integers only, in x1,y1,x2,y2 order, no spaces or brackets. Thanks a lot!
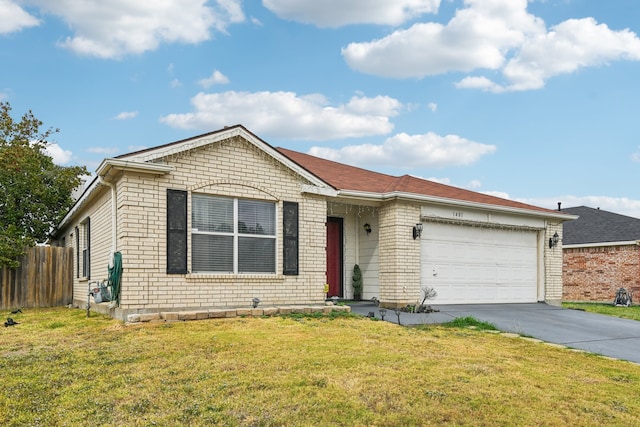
562,206,640,245
276,147,561,216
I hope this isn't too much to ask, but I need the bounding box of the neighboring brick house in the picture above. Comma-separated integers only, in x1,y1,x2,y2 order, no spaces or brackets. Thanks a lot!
53,125,574,320
562,206,640,302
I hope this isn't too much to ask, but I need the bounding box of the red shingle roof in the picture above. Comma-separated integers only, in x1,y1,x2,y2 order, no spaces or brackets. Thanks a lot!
276,147,556,214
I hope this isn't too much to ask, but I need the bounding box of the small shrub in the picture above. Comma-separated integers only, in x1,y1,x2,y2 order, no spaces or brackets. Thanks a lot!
352,264,363,301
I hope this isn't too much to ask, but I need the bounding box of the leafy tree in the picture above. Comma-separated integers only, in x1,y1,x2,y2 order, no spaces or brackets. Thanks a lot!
0,102,88,267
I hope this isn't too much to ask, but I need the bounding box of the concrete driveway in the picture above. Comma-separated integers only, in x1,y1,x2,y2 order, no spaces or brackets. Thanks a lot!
349,302,640,364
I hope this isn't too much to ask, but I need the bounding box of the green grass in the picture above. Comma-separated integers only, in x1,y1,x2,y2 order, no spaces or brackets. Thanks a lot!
562,302,640,321
2,307,640,426
441,316,498,330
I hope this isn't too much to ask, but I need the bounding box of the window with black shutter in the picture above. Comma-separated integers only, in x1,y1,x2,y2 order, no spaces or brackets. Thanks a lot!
80,217,90,279
75,226,79,278
167,189,188,274
283,201,299,275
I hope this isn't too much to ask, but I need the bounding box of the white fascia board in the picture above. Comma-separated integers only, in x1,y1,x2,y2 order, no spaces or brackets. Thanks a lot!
57,159,173,232
121,127,248,162
123,127,330,190
97,158,174,176
564,241,640,249
301,185,338,197
335,189,578,221
328,190,384,202
56,177,102,231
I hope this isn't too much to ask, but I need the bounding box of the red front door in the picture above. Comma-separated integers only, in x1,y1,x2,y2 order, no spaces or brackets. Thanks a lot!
326,218,343,298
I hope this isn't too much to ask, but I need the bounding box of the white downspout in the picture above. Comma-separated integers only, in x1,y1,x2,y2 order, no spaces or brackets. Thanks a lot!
98,177,117,257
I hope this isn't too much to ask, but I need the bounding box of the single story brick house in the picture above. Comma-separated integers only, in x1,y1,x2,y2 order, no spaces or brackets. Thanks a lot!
53,125,574,320
562,206,640,302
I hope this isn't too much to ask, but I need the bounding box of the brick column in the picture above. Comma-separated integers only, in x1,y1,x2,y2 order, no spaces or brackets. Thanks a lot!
544,222,563,305
378,201,421,308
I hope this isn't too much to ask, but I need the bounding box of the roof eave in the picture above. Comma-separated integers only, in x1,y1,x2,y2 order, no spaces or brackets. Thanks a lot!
56,159,174,232
334,190,578,220
564,240,640,249
124,126,330,190
97,158,175,176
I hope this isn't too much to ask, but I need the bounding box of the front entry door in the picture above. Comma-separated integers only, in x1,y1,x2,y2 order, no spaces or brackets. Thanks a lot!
326,217,343,298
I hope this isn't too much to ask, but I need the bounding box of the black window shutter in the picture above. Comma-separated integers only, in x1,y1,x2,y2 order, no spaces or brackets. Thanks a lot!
85,217,90,279
283,202,299,275
75,226,79,278
167,189,188,274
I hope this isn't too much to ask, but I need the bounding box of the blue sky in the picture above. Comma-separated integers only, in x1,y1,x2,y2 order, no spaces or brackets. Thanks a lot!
2,0,640,217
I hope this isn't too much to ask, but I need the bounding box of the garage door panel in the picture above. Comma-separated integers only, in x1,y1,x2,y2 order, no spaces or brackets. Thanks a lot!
497,265,511,282
422,223,538,304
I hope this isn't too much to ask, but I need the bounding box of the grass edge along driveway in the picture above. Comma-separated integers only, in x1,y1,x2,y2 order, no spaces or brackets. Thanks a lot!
562,302,640,321
1,307,640,426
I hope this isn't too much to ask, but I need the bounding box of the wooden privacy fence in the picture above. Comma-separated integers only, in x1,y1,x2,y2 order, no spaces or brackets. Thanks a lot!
0,246,73,310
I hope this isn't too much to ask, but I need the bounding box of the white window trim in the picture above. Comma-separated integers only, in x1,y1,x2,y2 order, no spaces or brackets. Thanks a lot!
191,196,277,274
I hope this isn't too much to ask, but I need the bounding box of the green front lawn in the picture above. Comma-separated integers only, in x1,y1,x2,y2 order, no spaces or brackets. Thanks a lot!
562,302,640,321
1,307,640,426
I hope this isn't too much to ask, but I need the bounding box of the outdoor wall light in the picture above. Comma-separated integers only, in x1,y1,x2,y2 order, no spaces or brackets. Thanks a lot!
549,232,559,249
412,223,423,240
252,297,261,308
363,223,372,235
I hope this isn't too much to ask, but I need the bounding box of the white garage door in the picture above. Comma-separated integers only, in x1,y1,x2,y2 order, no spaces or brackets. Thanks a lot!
421,223,538,304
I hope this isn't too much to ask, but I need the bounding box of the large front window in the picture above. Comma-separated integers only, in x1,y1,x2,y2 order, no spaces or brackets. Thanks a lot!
191,195,276,273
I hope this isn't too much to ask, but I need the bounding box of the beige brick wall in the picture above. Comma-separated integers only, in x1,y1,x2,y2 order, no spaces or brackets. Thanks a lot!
58,186,114,305
86,136,329,317
378,201,421,307
563,244,640,302
57,133,566,314
543,222,563,304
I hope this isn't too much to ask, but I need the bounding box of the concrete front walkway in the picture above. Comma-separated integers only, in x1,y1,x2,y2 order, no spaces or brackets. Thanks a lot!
349,302,640,364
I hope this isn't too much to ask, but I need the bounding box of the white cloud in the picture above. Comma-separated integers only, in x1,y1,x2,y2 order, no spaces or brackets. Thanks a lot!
342,0,542,78
427,102,437,112
342,0,640,92
25,0,245,58
170,78,182,88
44,143,72,165
160,91,402,140
518,195,640,219
0,0,40,34
455,76,505,93
494,18,640,92
87,146,119,155
427,176,450,185
308,131,495,168
262,0,440,27
468,179,482,189
113,111,138,120
482,190,511,200
632,147,640,163
198,70,230,88
127,145,148,152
